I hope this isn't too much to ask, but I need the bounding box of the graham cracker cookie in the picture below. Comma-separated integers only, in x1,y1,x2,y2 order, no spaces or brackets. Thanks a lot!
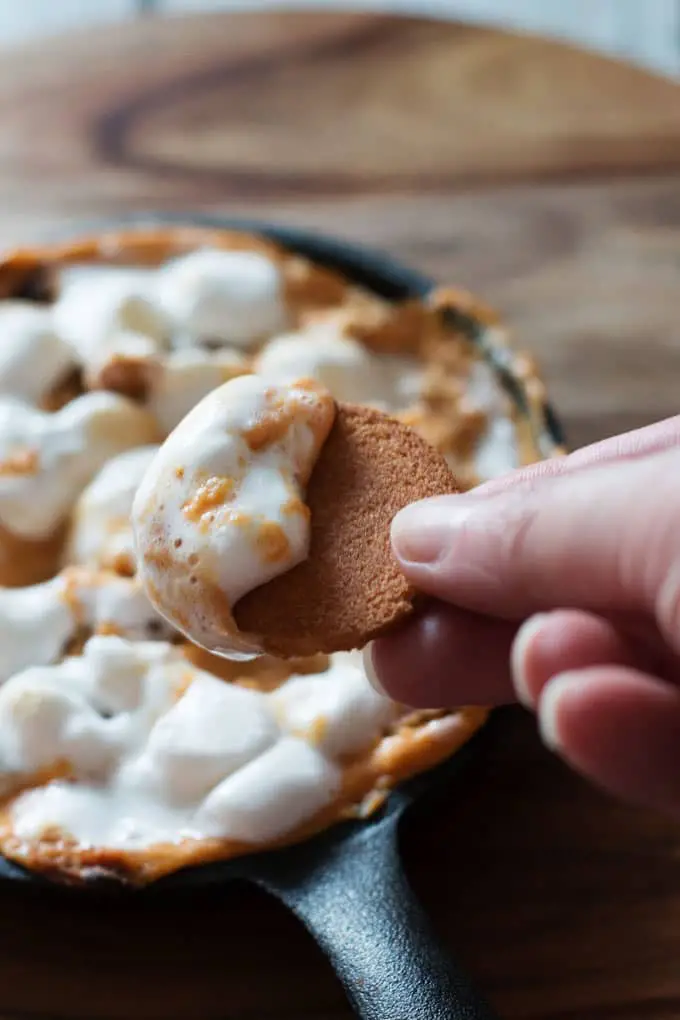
234,402,458,656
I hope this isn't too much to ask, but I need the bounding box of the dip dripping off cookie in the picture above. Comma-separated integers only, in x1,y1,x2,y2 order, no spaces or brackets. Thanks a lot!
133,375,458,659
132,375,337,658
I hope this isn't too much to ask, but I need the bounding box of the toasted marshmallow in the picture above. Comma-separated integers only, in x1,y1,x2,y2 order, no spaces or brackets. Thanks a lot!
0,392,157,539
86,347,249,435
67,446,160,573
0,567,172,685
1,635,397,851
0,302,75,405
156,249,288,349
147,349,249,434
133,375,335,658
54,269,170,365
255,326,422,411
85,330,161,379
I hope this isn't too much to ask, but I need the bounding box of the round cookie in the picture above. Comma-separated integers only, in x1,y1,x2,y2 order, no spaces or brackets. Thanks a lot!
233,403,458,657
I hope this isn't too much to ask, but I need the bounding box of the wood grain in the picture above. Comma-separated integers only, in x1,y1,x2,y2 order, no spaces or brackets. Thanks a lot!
0,11,678,1019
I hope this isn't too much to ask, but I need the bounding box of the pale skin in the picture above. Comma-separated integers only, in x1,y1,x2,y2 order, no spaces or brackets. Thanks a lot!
367,416,680,816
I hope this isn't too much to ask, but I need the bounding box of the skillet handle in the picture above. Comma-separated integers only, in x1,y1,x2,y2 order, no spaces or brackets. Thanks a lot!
252,815,498,1020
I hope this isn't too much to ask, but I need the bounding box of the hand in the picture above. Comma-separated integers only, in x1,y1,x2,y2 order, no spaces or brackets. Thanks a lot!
368,416,680,815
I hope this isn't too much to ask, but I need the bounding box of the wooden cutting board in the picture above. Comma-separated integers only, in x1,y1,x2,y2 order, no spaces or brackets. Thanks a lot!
0,12,679,1019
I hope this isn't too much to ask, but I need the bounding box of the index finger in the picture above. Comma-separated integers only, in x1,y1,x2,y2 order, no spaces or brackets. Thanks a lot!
473,414,680,499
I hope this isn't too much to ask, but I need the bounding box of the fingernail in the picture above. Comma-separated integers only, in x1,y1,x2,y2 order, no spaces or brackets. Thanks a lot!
363,642,388,697
391,498,478,565
511,613,551,709
538,672,579,751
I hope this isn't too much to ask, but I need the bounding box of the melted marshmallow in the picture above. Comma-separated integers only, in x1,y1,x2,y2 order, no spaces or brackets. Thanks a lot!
255,325,423,411
54,269,170,366
194,737,340,843
67,446,160,573
465,361,520,479
0,638,180,782
0,392,157,539
474,417,520,480
146,349,249,434
121,675,279,806
271,650,399,757
0,567,171,684
155,250,288,349
84,330,161,380
0,302,75,405
133,375,335,657
3,636,395,850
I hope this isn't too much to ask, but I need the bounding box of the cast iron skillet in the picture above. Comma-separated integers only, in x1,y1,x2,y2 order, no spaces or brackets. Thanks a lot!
0,217,566,1020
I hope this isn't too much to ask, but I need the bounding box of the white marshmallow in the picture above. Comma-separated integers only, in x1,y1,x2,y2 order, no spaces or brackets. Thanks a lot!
194,737,341,844
473,416,520,480
1,637,386,852
58,264,157,293
271,651,398,757
0,656,111,777
464,360,519,479
87,329,161,376
0,637,181,782
147,348,248,434
82,569,173,643
131,676,278,803
0,392,157,539
156,249,288,349
133,375,335,657
54,269,170,366
86,635,151,715
465,359,512,419
67,445,160,572
82,635,188,724
0,580,73,684
0,673,84,773
0,302,75,404
256,326,423,411
0,569,172,685
10,781,197,850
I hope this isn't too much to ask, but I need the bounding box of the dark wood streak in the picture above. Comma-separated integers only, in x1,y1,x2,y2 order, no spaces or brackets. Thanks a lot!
89,15,680,198
93,15,409,197
93,137,680,201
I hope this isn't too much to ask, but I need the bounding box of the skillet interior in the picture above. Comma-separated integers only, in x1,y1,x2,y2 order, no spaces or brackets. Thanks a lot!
0,217,565,894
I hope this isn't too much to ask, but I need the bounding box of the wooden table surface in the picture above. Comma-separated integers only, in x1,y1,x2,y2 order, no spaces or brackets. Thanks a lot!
0,11,679,1019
